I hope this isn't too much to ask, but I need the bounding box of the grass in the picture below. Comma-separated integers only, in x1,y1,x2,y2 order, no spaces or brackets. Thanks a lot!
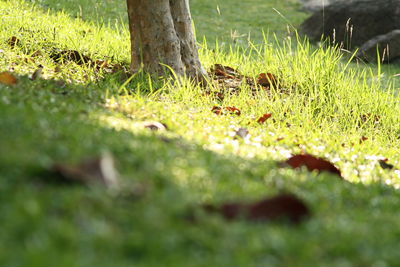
2,0,400,266
27,0,308,45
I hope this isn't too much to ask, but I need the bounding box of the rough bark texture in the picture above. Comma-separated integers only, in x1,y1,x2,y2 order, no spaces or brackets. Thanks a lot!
300,0,400,48
126,0,207,81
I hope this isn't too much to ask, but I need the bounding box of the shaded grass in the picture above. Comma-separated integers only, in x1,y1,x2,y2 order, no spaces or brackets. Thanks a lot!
2,0,400,266
27,0,308,45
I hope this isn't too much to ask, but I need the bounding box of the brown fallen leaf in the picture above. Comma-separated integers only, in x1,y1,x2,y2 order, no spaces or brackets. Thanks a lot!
30,65,43,81
257,113,272,124
257,72,277,88
360,113,381,125
143,121,168,131
212,106,241,116
203,194,310,224
54,65,62,73
7,36,20,48
209,64,252,95
378,159,394,170
211,106,223,115
225,106,241,116
50,49,92,65
51,152,119,188
212,64,242,79
0,72,18,85
31,50,42,57
95,59,108,69
213,92,225,101
284,154,342,178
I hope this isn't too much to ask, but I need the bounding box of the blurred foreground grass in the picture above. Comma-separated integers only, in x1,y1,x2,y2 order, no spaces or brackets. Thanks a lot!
1,0,400,266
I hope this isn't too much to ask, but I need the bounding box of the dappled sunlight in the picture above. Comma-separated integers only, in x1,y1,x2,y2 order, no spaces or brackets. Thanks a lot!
94,90,400,191
3,0,400,265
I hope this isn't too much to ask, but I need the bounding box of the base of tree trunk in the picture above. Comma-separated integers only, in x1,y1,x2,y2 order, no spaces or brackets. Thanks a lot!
126,0,207,82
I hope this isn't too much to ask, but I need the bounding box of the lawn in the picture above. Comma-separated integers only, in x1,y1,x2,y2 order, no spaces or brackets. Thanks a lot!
1,0,400,266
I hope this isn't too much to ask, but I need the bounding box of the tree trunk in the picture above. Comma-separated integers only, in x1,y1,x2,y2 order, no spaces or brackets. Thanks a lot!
126,0,207,81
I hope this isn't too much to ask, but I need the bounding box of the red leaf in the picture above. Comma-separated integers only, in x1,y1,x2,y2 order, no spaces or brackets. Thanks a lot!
212,106,241,116
225,106,241,116
257,73,277,88
360,136,368,143
211,106,222,115
257,113,272,124
285,154,342,177
204,194,310,224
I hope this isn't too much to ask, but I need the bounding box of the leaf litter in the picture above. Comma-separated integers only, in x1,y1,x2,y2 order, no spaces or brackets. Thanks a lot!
201,194,310,224
0,72,18,85
211,106,241,116
207,64,283,99
284,154,342,178
50,152,119,188
49,49,126,74
257,113,272,124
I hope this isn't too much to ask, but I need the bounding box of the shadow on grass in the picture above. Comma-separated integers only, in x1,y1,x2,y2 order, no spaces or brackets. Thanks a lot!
1,73,400,266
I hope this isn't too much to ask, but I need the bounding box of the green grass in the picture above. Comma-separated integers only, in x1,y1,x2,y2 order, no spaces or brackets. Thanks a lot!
2,0,400,266
28,0,308,45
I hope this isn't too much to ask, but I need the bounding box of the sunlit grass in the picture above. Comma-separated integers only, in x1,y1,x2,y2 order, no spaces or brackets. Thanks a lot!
2,0,400,266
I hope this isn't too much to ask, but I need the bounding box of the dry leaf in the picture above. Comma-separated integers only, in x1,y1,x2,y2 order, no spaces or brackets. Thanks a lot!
51,152,119,188
211,106,223,115
257,73,277,88
212,106,241,116
257,113,272,124
378,159,394,170
54,65,62,73
212,64,242,79
203,194,310,224
30,66,43,81
31,50,42,57
225,106,241,116
284,154,342,178
50,50,92,65
360,113,381,125
95,59,108,69
7,36,20,48
0,72,17,85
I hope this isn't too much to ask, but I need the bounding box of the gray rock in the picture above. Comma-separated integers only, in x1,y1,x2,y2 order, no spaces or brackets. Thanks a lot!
300,0,400,48
356,30,400,63
298,0,347,12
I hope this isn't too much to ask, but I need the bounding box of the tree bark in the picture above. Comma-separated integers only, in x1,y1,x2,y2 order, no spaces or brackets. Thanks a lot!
126,0,207,81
